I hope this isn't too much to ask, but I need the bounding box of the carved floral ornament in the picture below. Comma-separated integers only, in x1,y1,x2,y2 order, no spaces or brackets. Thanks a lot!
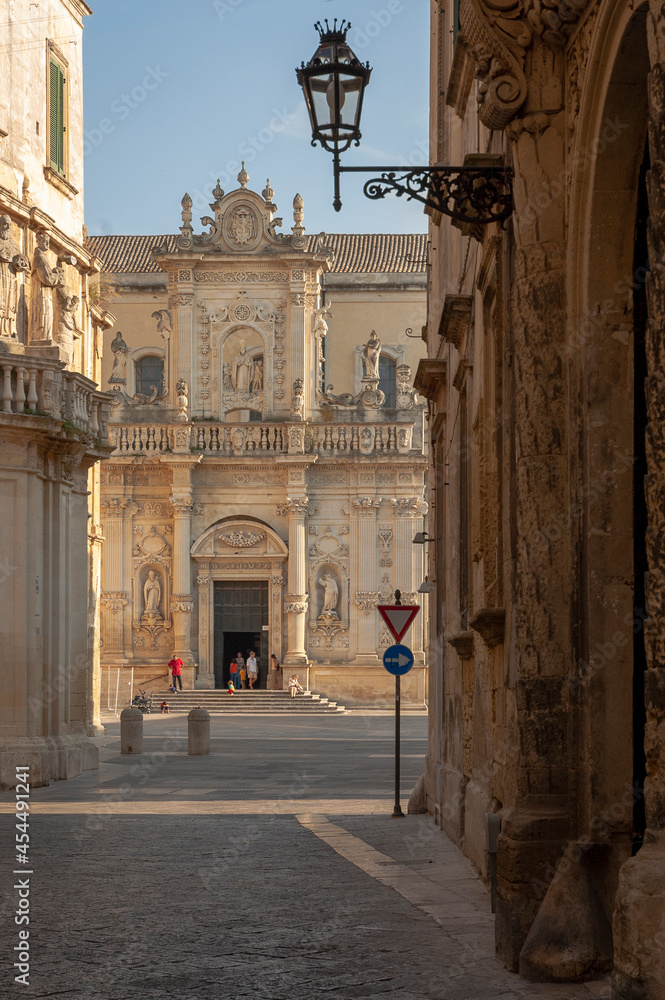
457,0,593,130
277,497,316,517
218,530,266,548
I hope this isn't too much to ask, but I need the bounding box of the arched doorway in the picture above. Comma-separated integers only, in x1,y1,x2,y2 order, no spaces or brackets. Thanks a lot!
190,517,288,689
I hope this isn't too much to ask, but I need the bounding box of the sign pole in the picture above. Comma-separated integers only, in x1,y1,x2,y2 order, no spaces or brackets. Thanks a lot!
391,590,404,819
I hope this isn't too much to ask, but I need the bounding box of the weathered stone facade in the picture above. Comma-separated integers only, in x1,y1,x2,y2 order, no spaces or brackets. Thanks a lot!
421,0,665,994
0,1,113,788
90,174,428,705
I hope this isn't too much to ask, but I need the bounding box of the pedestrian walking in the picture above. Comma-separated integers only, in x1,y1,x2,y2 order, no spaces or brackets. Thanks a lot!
268,654,280,690
169,655,183,691
229,658,240,691
247,651,258,689
288,674,304,698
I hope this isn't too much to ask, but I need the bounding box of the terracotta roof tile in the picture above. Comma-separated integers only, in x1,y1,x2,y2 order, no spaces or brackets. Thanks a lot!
85,233,427,275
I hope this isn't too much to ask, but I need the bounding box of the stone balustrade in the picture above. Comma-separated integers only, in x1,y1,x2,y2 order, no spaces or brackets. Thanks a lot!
0,356,111,443
109,417,423,457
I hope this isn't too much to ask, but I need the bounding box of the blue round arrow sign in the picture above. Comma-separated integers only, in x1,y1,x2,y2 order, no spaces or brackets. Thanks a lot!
383,643,414,676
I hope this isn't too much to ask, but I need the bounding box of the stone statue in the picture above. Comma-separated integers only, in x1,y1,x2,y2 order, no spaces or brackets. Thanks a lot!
29,233,60,343
0,214,28,339
151,309,172,336
222,363,234,391
292,377,304,420
362,330,381,380
143,570,162,617
176,378,188,420
313,302,333,338
231,338,253,392
320,573,339,615
251,358,263,393
109,331,129,385
54,266,79,350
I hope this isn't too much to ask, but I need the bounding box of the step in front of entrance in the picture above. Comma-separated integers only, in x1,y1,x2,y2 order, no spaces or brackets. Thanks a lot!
148,691,346,714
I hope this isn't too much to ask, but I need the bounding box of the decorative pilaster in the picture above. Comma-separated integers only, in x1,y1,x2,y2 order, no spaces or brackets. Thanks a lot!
289,281,308,414
348,497,382,659
278,496,312,664
169,496,195,663
391,497,427,657
195,574,213,687
101,498,137,658
173,290,194,409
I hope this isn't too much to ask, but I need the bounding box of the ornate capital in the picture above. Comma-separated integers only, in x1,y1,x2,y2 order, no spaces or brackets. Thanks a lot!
100,592,128,614
347,497,382,517
284,594,309,615
169,497,203,515
102,498,139,518
355,592,379,614
277,497,315,517
196,575,210,588
171,596,194,614
391,497,428,517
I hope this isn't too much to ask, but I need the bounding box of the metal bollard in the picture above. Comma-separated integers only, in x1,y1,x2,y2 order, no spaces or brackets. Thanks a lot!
120,707,144,754
188,707,211,755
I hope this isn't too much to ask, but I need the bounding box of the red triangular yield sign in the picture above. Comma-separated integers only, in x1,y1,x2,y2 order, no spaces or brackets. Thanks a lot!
377,605,420,643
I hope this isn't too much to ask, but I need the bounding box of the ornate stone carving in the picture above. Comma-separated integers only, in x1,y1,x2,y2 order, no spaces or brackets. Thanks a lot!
396,364,418,409
308,610,349,647
459,0,592,130
133,526,172,560
377,573,394,603
169,498,204,515
292,378,304,420
102,498,139,517
284,595,309,615
309,527,349,568
171,596,193,614
196,575,210,588
194,271,288,284
277,497,315,517
218,530,266,548
345,497,382,516
355,592,379,614
391,497,428,517
0,215,28,340
100,592,128,614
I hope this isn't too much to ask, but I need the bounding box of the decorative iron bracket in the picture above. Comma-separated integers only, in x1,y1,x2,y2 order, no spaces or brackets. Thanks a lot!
338,165,513,226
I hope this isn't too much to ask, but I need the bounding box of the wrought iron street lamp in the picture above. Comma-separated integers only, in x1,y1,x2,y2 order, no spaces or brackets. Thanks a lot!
297,20,513,225
296,19,372,212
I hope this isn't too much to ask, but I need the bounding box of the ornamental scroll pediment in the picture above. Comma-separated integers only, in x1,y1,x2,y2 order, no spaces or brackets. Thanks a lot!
171,166,310,256
459,0,593,130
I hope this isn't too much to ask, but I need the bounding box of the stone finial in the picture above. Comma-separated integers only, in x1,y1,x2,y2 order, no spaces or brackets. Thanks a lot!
293,193,304,228
180,193,193,235
237,161,249,188
262,179,275,202
212,178,224,202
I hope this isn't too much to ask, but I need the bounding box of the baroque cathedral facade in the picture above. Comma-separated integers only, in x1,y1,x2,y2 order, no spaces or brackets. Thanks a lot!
89,170,428,705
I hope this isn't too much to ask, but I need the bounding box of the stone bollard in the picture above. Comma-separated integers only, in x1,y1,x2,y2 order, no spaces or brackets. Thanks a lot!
120,707,144,754
188,707,211,755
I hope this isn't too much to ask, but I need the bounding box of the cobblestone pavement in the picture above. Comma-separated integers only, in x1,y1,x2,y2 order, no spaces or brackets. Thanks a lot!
0,714,611,999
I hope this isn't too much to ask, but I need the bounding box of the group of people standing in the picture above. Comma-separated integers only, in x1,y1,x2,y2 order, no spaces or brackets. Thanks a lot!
228,651,284,692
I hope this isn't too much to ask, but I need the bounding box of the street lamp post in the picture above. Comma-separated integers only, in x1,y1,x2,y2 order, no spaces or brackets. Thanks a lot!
296,20,513,225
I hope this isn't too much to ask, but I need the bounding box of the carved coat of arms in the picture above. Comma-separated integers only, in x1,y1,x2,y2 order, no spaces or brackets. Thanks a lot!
230,207,255,246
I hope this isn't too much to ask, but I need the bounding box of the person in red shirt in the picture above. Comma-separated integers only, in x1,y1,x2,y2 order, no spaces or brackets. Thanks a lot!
168,655,183,691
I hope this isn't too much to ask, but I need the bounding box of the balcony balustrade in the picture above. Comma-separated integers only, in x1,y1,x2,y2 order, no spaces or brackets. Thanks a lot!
0,356,110,444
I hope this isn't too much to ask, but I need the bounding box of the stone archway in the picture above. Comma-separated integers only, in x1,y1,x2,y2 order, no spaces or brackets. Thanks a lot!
191,517,287,688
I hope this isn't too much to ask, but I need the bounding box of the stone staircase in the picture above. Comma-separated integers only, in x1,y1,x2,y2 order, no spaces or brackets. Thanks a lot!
149,690,346,714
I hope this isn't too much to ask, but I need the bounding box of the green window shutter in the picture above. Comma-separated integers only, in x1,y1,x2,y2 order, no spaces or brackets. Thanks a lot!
49,60,64,173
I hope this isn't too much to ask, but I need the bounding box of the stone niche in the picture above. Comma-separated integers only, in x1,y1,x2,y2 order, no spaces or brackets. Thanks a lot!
221,327,264,420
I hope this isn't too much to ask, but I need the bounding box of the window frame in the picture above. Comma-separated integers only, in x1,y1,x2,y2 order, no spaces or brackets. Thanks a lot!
378,354,397,408
46,42,68,178
134,354,165,398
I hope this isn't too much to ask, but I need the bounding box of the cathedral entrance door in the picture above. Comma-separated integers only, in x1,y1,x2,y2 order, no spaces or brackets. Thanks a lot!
213,581,269,689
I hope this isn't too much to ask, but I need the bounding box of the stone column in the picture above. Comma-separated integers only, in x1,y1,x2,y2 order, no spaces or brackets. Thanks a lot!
100,499,130,657
350,497,382,660
279,496,310,665
612,6,665,995
169,497,195,664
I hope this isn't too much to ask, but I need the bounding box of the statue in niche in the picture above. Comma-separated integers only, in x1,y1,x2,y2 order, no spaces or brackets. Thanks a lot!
109,331,129,385
0,214,28,339
320,573,339,616
231,338,254,392
143,570,162,618
362,330,381,380
29,233,60,343
251,358,263,392
222,363,234,391
54,266,80,349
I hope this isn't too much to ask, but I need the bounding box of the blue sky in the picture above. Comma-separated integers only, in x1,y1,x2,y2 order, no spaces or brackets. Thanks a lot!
82,0,430,237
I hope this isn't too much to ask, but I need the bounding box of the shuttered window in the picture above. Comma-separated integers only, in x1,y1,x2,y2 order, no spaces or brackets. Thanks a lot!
49,59,65,174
